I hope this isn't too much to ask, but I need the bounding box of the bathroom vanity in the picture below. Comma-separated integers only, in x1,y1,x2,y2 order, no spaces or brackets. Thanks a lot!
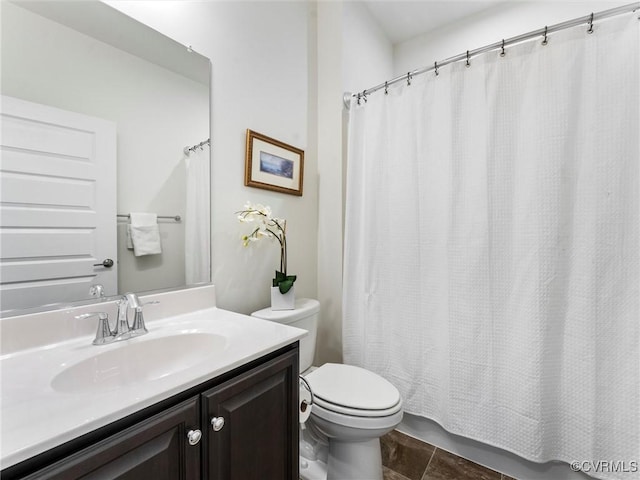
0,285,304,479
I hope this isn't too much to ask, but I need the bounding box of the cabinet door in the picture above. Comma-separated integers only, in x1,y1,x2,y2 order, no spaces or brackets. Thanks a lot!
25,396,201,480
203,350,299,480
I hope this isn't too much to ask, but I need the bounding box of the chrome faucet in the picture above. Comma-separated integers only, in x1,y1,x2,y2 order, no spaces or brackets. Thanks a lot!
115,294,135,339
126,292,156,336
89,284,105,299
75,312,114,345
77,293,158,346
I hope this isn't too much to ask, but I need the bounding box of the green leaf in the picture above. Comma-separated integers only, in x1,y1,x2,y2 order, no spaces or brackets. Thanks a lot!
272,271,297,294
278,279,293,294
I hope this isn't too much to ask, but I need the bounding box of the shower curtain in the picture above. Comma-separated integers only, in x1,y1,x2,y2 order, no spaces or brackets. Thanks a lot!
343,13,639,477
185,147,211,284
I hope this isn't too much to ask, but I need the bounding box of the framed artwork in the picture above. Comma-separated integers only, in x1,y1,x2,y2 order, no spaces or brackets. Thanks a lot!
244,129,304,196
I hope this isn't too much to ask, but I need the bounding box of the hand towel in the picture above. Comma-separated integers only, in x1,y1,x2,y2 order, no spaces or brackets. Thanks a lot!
126,226,134,249
129,212,162,256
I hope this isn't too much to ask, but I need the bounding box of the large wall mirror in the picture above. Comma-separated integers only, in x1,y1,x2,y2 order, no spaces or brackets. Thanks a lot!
0,1,211,315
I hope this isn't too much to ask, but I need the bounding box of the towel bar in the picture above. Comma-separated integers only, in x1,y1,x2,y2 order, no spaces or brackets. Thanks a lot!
117,214,181,222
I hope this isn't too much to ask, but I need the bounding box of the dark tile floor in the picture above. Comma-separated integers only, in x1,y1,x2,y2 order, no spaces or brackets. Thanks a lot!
381,430,517,480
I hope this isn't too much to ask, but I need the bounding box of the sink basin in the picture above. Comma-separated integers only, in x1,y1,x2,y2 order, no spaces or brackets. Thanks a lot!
51,333,227,394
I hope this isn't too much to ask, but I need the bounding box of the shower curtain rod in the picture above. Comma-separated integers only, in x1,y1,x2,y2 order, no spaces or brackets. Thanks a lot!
183,138,210,155
344,2,640,108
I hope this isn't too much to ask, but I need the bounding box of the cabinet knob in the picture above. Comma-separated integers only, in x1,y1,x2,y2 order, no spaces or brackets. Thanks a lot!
187,429,202,446
211,416,225,432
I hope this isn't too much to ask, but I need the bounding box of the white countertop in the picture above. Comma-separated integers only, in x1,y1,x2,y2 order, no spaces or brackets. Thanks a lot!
0,295,305,470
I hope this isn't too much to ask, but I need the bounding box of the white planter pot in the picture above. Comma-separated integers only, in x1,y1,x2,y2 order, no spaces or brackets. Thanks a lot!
271,285,295,311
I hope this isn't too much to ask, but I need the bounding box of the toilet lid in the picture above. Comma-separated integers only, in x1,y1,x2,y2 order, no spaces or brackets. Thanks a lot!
305,363,400,411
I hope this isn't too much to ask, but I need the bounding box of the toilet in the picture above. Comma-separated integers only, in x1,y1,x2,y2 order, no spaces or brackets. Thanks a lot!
251,298,403,480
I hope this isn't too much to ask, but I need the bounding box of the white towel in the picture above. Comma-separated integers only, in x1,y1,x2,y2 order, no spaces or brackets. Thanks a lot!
129,212,162,256
126,226,134,250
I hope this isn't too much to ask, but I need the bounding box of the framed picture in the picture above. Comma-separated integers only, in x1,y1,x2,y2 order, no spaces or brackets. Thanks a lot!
244,129,304,196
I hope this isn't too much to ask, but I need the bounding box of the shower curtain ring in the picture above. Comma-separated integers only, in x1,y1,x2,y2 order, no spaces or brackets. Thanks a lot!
384,81,389,94
434,61,439,76
357,93,361,105
542,26,548,45
362,91,368,103
587,13,594,34
500,39,506,57
466,50,471,67
407,72,412,86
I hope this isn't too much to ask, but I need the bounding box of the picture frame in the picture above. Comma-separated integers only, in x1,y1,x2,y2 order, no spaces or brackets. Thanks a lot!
244,129,304,196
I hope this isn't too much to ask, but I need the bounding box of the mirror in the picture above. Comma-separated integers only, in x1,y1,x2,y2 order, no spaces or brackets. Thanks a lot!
0,1,211,315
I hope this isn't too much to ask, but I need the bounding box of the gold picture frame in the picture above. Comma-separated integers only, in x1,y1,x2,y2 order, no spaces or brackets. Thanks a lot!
244,129,304,196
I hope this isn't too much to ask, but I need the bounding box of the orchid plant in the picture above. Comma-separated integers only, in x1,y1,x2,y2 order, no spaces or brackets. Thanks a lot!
236,202,297,294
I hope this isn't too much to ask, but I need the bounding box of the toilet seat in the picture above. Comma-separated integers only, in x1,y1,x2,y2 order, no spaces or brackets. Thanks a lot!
305,363,402,418
310,400,404,431
313,395,402,417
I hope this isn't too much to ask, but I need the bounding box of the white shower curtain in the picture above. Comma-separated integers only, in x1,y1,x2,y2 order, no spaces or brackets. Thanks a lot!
343,14,639,477
185,147,211,284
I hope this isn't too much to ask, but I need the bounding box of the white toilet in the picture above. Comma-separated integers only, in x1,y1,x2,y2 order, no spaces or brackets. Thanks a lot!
251,298,403,480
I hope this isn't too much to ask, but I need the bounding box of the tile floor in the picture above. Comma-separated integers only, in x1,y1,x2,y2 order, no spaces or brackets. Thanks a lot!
381,430,517,480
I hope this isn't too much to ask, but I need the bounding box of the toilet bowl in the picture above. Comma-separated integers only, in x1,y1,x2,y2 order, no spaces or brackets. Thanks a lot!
251,299,403,480
304,363,403,480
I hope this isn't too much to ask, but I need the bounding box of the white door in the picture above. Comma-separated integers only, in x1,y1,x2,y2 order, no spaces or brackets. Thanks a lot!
0,95,117,312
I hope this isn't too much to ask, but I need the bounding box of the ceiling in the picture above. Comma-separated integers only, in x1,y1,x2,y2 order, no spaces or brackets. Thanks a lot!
362,1,505,44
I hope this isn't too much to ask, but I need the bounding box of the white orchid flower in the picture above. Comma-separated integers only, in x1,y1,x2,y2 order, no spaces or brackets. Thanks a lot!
271,217,285,229
236,202,290,278
263,207,273,218
256,220,273,237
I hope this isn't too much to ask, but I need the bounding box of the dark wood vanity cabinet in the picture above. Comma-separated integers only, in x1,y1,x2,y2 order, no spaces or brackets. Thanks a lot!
203,350,299,480
7,345,298,480
22,397,201,480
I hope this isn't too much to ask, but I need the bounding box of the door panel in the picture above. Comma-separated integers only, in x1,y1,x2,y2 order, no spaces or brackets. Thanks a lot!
1,171,95,207
203,351,299,480
2,229,94,258
24,397,201,480
1,112,95,157
0,95,117,311
1,205,96,228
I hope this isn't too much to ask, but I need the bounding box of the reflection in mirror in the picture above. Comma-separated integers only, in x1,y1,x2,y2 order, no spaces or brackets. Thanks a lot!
0,1,211,315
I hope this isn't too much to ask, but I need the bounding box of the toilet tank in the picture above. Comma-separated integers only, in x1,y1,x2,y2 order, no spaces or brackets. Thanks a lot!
251,298,319,373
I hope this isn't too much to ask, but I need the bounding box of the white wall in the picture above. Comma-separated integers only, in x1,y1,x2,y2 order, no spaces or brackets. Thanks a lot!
394,1,630,76
106,1,317,316
308,1,393,364
343,1,394,95
111,0,392,364
314,1,345,365
1,2,208,295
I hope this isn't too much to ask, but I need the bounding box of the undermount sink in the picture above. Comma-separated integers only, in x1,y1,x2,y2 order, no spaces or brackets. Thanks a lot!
51,332,228,394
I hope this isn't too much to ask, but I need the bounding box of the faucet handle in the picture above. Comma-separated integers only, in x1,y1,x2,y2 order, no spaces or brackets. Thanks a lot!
124,293,161,308
75,312,114,345
89,284,105,299
124,292,141,309
130,300,159,335
131,307,148,335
